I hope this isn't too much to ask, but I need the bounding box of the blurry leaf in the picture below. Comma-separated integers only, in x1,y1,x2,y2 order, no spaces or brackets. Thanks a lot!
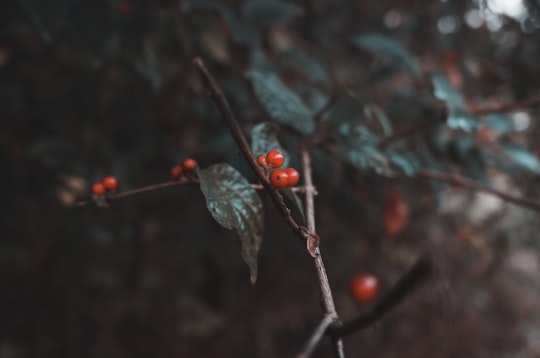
242,0,303,25
282,49,327,84
351,34,421,77
281,187,305,222
385,147,420,176
338,123,389,174
251,122,289,167
485,113,514,134
292,84,329,113
221,9,261,45
198,164,264,284
432,73,479,132
248,70,315,134
500,143,540,174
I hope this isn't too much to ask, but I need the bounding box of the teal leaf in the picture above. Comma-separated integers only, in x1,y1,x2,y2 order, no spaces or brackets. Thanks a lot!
198,164,264,284
282,49,328,84
220,9,261,46
485,113,514,134
242,0,303,25
248,70,315,134
251,122,290,168
351,34,421,77
432,73,479,132
338,123,389,175
385,148,420,176
501,143,540,174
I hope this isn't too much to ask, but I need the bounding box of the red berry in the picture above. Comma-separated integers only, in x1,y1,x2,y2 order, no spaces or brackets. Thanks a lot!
170,165,183,179
266,150,284,168
102,176,118,191
284,168,299,186
349,274,378,303
182,158,198,171
92,182,106,196
257,155,267,167
269,169,289,189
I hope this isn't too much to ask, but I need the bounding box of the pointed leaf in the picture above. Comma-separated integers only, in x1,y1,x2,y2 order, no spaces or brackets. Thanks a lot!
282,49,328,84
432,73,479,132
248,70,315,134
385,147,420,176
198,164,264,284
351,34,421,77
251,122,289,168
485,113,514,134
501,143,540,174
338,123,390,175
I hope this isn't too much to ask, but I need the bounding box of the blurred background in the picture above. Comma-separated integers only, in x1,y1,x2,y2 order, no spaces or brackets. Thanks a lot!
2,0,540,356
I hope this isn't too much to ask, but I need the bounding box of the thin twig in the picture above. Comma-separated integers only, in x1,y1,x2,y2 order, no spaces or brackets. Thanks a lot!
329,254,433,338
75,179,190,207
417,169,540,211
470,95,540,116
192,57,310,239
298,147,343,357
296,315,335,358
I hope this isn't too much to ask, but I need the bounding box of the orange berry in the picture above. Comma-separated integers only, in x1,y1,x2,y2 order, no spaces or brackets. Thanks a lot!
182,158,198,171
269,169,289,189
266,150,284,168
384,187,409,236
284,168,299,186
92,182,106,196
349,273,378,303
102,176,118,191
170,165,183,179
257,155,268,167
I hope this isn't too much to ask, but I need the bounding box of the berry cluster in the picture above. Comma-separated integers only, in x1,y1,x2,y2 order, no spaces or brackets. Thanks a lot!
170,158,198,180
257,150,299,189
92,176,118,196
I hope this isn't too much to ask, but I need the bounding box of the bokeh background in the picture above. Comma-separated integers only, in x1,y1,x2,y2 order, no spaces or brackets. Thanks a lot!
2,0,540,357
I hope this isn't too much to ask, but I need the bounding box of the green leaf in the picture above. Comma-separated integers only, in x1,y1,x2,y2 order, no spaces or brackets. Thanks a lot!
485,113,514,134
385,147,420,176
221,9,261,46
351,34,421,77
250,122,289,167
501,143,540,174
248,70,315,134
198,164,264,284
432,73,479,132
338,123,389,174
282,49,328,84
242,0,303,25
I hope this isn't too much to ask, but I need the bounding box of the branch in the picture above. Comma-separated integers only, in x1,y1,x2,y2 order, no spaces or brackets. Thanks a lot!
74,179,314,208
296,147,343,357
329,254,433,338
417,169,540,211
192,57,310,239
193,57,343,357
296,315,336,358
